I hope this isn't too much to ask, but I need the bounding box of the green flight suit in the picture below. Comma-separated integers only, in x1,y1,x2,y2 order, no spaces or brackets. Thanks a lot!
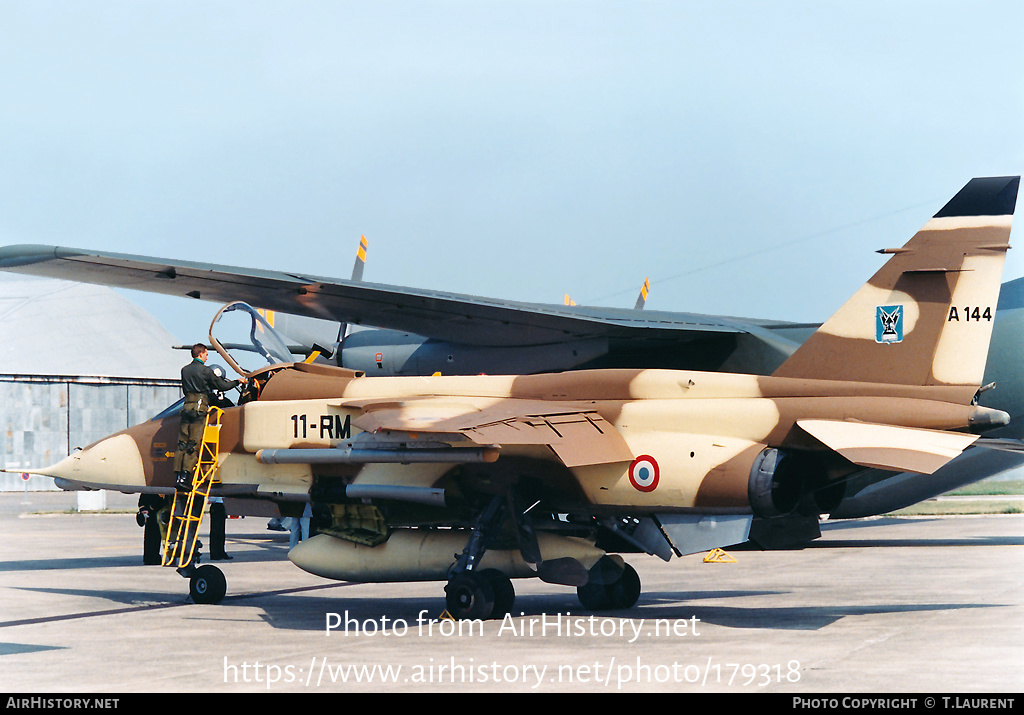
172,358,241,479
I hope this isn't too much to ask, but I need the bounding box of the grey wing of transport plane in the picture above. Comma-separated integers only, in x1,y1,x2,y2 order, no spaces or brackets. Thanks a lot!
0,243,801,377
5,176,1018,617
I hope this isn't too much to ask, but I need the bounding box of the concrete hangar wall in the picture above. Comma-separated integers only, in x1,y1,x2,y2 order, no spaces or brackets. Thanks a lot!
1,275,185,491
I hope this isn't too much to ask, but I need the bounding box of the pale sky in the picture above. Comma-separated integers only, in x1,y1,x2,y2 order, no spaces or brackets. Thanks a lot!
1,1,1022,343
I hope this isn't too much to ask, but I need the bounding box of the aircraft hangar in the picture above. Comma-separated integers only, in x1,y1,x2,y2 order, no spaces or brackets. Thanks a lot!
0,274,184,491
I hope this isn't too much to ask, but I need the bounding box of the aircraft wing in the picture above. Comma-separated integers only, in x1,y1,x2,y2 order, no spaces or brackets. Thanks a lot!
345,397,635,468
0,244,752,347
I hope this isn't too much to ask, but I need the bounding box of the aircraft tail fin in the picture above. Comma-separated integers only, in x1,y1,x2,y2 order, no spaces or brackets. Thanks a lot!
771,176,1019,389
634,277,650,310
254,236,369,358
351,235,368,284
337,235,368,344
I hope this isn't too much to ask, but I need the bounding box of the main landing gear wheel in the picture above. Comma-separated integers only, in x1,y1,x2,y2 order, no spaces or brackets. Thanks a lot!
577,561,641,611
189,564,227,604
445,572,495,620
478,569,515,619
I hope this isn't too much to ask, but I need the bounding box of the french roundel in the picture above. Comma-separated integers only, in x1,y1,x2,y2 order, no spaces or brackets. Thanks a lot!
628,455,660,492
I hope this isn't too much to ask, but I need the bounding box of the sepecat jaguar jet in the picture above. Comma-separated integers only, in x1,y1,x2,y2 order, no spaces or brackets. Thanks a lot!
9,176,1018,618
1,177,1022,537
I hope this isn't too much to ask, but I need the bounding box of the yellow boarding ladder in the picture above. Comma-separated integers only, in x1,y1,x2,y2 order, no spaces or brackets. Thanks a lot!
162,406,223,568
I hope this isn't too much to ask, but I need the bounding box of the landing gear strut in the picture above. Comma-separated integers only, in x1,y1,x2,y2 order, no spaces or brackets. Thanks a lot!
445,495,516,620
442,493,645,619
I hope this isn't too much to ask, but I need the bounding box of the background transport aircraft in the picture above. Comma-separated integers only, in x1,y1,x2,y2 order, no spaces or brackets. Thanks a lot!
3,176,1019,615
0,177,1021,544
0,245,804,378
259,237,655,375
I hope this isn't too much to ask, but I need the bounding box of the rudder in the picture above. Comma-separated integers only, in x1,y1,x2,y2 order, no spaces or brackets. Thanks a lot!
772,176,1019,388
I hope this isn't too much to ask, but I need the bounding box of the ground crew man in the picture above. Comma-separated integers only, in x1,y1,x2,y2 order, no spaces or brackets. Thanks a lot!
173,343,247,492
137,493,168,564
208,495,232,560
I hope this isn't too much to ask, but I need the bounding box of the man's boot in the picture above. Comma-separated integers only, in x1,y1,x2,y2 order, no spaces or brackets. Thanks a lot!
174,471,192,493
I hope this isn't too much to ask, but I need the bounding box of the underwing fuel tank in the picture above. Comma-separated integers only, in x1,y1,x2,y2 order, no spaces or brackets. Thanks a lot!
289,530,607,583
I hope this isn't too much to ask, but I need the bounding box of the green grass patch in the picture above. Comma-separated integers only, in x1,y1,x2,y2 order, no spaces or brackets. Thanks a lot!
887,499,1024,516
945,478,1024,496
883,476,1024,514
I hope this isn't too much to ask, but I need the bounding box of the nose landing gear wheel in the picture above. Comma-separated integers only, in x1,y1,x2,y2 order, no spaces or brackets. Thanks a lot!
189,564,227,604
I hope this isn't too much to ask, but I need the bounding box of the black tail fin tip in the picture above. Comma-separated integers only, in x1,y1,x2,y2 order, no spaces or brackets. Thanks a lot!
933,176,1020,218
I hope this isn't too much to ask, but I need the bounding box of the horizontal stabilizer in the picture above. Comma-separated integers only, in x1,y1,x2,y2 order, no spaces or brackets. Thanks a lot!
797,419,979,474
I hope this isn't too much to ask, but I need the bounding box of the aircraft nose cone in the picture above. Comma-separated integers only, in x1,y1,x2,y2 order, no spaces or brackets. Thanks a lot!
37,434,147,491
